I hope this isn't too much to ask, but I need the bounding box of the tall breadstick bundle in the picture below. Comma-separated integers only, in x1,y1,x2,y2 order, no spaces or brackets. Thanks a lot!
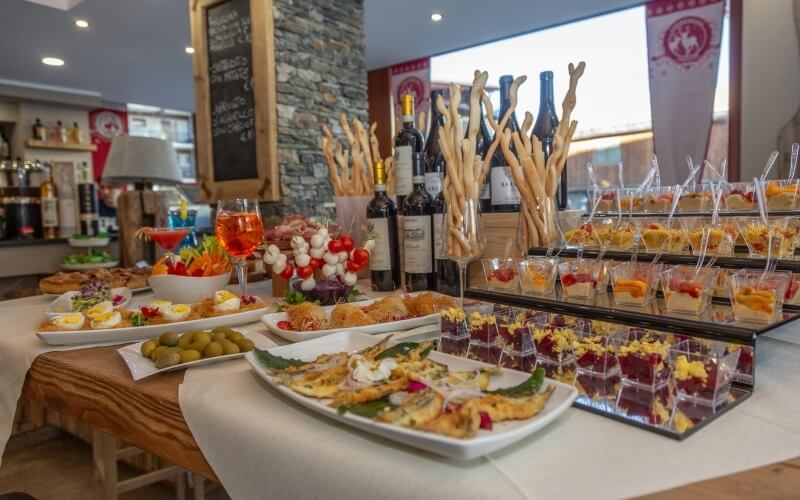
321,114,390,196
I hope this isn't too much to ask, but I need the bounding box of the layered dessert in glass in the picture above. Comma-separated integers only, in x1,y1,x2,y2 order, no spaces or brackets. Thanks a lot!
729,270,790,324
518,257,558,295
722,181,756,211
677,185,713,212
610,262,662,307
661,265,719,314
558,259,602,300
681,218,736,257
438,306,469,356
763,179,800,211
670,339,740,409
636,218,689,254
616,332,672,390
738,217,796,260
643,186,675,213
562,220,600,249
482,258,519,292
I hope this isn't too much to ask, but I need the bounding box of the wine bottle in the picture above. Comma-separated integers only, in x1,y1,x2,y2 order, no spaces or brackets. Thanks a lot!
77,161,99,236
433,171,460,296
533,71,565,208
394,94,424,208
403,152,435,292
33,118,47,142
490,75,521,212
367,159,400,291
40,164,59,239
424,89,445,200
475,98,493,213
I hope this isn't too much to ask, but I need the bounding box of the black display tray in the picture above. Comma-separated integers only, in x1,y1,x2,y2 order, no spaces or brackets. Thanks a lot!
588,210,800,218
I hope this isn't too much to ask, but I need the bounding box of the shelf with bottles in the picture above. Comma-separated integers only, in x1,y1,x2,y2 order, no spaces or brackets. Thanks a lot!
24,139,97,152
436,299,754,440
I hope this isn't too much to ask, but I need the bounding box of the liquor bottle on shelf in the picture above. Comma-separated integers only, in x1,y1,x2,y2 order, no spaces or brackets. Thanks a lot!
68,122,83,144
403,152,435,292
433,169,460,297
77,161,99,236
57,163,77,238
40,164,59,239
367,159,401,291
54,120,67,143
33,118,47,142
490,75,521,212
424,89,445,200
533,71,566,209
394,93,424,208
475,98,493,213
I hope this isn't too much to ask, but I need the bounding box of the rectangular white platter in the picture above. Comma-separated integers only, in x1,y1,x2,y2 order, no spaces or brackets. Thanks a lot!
36,306,269,346
245,331,577,460
261,296,440,343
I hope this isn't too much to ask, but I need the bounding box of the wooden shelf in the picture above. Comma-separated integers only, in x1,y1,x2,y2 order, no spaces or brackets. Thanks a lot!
24,139,97,152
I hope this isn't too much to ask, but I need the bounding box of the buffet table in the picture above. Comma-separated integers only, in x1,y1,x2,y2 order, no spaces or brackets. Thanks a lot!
3,283,800,499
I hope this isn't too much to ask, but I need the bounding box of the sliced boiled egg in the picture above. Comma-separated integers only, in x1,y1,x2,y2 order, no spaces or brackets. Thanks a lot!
53,312,85,330
163,304,192,321
214,290,237,304
85,300,113,320
214,295,241,312
91,311,122,329
146,299,172,311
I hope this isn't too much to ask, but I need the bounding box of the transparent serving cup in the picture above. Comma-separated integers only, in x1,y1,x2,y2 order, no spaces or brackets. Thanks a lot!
518,257,558,295
670,339,740,410
661,265,719,315
531,322,577,365
619,187,645,213
737,217,796,260
722,181,756,212
677,184,713,213
729,269,790,324
595,218,636,251
561,217,600,249
593,188,618,213
763,179,800,211
482,258,520,292
681,218,736,257
643,186,676,213
610,261,663,307
615,330,673,391
635,217,689,254
499,321,537,373
558,259,602,300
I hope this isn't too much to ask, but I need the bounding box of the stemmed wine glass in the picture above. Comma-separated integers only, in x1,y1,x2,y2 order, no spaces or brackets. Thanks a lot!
215,199,264,295
440,197,486,307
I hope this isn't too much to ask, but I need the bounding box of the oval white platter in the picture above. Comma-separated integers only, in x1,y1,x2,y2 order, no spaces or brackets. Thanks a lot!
261,296,440,343
61,260,120,271
246,331,578,461
37,305,270,346
44,287,133,320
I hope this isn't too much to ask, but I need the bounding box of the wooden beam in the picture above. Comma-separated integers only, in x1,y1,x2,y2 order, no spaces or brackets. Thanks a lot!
368,67,393,163
728,0,743,182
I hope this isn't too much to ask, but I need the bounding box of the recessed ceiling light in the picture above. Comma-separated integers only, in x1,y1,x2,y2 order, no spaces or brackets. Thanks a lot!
430,12,443,22
74,19,89,28
42,57,64,66
185,46,195,54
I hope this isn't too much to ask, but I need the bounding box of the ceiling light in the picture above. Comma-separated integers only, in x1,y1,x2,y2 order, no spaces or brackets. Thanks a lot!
42,57,65,66
74,19,89,28
185,46,195,54
430,12,443,22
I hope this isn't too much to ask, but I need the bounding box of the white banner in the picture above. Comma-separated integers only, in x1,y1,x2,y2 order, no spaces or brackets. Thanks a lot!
647,0,724,184
390,57,430,127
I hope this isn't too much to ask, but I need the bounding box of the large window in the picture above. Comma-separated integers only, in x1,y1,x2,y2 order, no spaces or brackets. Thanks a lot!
431,3,730,210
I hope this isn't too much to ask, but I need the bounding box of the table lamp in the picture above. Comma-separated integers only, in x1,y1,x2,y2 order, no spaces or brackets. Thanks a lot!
102,135,183,265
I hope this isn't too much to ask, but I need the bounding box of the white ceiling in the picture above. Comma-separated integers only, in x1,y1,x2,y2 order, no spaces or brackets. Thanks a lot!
0,0,644,111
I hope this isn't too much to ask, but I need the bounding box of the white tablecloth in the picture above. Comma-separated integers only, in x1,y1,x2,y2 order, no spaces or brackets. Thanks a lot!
179,315,800,500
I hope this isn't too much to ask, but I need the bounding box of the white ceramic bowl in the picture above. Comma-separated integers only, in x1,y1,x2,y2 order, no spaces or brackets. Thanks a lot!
147,272,232,304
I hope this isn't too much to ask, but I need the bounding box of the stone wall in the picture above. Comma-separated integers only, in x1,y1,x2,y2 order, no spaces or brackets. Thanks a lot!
270,0,367,218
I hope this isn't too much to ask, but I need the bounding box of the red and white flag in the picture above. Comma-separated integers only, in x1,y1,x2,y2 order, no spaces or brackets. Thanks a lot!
390,58,430,126
647,0,724,184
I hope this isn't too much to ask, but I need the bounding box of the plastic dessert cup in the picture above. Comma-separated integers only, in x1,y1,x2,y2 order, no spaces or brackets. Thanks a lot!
482,258,519,292
615,331,673,390
643,186,676,213
437,306,469,356
670,340,740,410
574,330,620,406
737,217,796,260
677,185,713,213
681,218,736,257
592,188,618,213
635,218,689,254
729,270,790,324
661,265,719,315
727,344,754,384
785,273,800,305
562,218,600,249
722,181,756,211
610,262,663,307
594,218,636,250
531,323,576,364
619,188,645,213
617,383,675,427
763,179,800,211
538,358,577,385
558,259,602,300
518,257,558,295
499,321,536,372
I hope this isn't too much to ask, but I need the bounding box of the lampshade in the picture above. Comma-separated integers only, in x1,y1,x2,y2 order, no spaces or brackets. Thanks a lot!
102,135,183,185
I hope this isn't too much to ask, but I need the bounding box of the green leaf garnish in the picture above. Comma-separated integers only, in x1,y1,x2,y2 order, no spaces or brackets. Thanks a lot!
282,290,308,305
128,312,146,327
346,288,365,303
486,368,545,398
337,397,392,418
254,347,305,370
375,342,418,360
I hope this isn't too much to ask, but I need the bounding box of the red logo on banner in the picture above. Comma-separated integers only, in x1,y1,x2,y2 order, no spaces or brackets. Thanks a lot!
396,76,426,106
663,16,712,65
89,107,128,181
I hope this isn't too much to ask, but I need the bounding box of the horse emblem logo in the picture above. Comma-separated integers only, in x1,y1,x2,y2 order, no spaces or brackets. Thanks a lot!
663,15,713,65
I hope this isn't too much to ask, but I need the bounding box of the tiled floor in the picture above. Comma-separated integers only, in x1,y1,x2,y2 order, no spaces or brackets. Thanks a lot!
0,434,229,500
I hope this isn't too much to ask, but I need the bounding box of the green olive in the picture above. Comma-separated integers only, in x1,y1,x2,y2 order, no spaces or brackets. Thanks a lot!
212,332,227,342
220,339,240,355
204,341,223,358
212,326,235,335
150,345,169,361
159,331,179,347
155,349,181,369
192,332,211,345
179,349,202,363
177,334,193,348
225,331,244,343
141,340,158,357
235,338,254,352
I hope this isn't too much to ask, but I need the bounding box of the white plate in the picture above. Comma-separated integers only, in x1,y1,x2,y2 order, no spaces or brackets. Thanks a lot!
68,237,110,247
118,330,276,381
245,331,577,460
36,305,270,346
44,287,132,320
262,297,440,343
61,260,120,271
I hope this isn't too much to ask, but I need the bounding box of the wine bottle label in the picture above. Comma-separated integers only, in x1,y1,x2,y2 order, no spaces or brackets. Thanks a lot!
367,217,392,271
433,212,444,260
394,145,413,196
490,166,521,205
41,198,59,227
403,215,433,273
424,172,442,198
480,180,490,200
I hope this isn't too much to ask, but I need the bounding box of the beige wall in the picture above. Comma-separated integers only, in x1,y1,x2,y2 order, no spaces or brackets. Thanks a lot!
741,0,800,180
16,101,92,168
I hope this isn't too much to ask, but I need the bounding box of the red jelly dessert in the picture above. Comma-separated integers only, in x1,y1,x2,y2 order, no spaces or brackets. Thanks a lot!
468,311,498,342
617,337,671,388
575,335,618,375
532,326,575,363
673,354,716,398
439,307,466,336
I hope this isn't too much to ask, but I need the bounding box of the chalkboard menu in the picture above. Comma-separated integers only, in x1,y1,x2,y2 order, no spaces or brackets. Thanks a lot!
205,0,258,182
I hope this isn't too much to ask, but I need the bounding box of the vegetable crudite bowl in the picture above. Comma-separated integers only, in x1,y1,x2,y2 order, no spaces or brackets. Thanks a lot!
148,272,232,304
